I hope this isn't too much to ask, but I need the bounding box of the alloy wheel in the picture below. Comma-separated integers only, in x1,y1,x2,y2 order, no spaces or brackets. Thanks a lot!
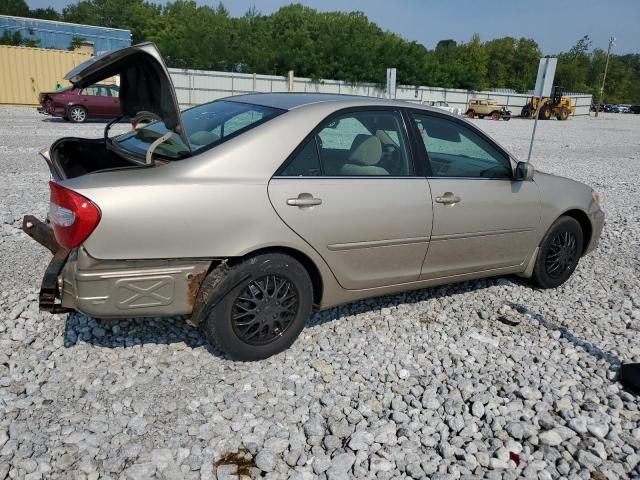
231,274,299,345
70,107,86,122
545,231,578,279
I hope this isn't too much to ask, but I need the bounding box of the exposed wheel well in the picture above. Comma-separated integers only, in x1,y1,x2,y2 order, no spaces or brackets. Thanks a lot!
562,209,592,255
230,246,324,308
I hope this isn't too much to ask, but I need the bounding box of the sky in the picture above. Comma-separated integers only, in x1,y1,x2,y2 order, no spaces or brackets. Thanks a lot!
26,0,640,54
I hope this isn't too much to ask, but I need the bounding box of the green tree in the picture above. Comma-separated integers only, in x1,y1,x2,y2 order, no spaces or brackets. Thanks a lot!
0,0,29,16
0,30,39,47
3,1,639,102
62,0,160,44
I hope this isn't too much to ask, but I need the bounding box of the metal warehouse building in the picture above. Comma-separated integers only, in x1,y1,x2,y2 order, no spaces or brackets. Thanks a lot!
0,15,131,56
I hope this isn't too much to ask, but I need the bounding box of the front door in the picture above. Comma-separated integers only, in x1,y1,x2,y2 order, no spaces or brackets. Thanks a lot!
269,109,433,290
408,111,541,279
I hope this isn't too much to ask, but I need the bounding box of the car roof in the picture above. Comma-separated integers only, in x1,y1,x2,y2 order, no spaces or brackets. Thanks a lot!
228,92,422,111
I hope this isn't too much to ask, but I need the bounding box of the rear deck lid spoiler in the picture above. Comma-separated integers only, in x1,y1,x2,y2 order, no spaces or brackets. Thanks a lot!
64,42,189,148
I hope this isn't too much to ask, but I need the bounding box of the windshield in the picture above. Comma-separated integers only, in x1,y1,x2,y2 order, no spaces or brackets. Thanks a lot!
115,100,284,159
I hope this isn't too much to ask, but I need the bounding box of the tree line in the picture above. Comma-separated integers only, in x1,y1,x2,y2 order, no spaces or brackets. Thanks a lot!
1,0,639,103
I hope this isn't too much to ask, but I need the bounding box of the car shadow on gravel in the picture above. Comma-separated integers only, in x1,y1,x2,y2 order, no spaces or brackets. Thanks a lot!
41,117,113,124
63,276,622,374
507,302,622,371
63,311,230,357
307,277,501,327
62,278,497,357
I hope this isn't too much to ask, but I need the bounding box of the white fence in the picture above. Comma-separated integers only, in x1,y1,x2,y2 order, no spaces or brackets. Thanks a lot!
169,68,593,117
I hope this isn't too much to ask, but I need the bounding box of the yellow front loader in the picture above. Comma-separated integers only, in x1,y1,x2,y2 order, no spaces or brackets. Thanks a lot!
521,86,575,120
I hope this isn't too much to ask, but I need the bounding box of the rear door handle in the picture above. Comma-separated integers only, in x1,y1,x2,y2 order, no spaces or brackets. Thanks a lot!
435,192,461,204
287,193,322,207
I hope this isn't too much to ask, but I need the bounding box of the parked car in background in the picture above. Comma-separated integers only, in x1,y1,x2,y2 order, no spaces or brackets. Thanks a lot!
38,83,121,123
466,98,510,120
23,43,604,361
618,105,631,113
425,100,462,116
630,105,640,114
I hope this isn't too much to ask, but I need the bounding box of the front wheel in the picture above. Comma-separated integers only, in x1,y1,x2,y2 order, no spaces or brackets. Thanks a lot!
531,216,583,289
466,110,475,119
68,105,87,123
202,253,313,361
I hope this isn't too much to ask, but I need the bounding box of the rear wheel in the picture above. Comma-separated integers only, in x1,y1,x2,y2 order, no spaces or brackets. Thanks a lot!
491,111,500,120
466,110,475,119
540,104,552,120
68,105,87,123
202,253,313,361
558,107,569,120
521,106,532,118
531,216,583,289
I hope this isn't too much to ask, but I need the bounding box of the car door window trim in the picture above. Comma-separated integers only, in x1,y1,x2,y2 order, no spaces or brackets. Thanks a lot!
274,106,421,178
405,108,514,180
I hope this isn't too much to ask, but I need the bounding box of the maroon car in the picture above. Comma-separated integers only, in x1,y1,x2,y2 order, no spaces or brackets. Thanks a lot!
38,83,121,123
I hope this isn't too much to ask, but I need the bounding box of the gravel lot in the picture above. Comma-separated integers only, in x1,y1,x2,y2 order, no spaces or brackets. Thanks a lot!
1,107,639,480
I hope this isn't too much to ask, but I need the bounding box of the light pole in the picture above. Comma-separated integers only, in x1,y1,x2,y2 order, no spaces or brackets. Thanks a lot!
595,36,615,117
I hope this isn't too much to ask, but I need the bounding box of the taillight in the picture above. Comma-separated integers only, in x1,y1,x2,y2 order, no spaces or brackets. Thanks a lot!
49,181,101,249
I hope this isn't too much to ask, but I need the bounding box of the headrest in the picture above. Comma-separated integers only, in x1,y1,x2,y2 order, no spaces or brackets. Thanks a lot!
348,136,382,166
375,129,398,146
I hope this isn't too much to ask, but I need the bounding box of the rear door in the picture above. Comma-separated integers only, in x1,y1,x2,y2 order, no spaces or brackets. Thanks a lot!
105,85,122,116
408,110,541,279
78,86,100,116
268,109,433,290
88,85,114,116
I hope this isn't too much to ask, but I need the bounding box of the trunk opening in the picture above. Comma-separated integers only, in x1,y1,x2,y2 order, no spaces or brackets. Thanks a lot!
48,137,147,180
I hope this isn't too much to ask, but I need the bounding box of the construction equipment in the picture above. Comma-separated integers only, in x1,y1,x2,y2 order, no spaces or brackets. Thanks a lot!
521,86,575,120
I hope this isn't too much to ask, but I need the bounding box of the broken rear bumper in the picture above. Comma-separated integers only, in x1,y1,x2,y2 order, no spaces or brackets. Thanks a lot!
22,215,71,313
22,215,212,318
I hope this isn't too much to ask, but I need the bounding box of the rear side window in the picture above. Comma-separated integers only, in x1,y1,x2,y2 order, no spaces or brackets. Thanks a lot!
280,140,322,176
82,86,98,96
279,110,413,177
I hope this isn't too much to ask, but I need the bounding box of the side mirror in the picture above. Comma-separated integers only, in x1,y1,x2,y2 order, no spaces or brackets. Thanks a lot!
514,161,535,181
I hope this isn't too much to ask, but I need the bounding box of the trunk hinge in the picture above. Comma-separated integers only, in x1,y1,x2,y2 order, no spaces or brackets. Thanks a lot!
145,131,173,165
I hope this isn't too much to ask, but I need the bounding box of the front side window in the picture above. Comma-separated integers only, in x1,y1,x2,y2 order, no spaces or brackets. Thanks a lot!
115,100,283,160
280,110,413,177
411,113,512,179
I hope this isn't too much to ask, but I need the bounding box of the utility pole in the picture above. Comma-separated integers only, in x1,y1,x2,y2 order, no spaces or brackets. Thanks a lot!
595,36,615,117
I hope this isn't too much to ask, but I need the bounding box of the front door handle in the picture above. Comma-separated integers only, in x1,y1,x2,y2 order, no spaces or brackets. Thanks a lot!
287,193,322,207
435,192,461,204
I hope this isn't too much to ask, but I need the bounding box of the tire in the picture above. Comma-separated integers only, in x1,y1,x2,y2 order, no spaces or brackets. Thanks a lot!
466,110,475,119
503,116,511,121
540,104,552,120
521,107,531,118
531,216,583,289
558,107,569,120
201,253,313,361
491,111,500,120
68,105,87,123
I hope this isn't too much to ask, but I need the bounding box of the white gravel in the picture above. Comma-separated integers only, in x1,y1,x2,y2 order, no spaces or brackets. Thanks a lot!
1,107,639,479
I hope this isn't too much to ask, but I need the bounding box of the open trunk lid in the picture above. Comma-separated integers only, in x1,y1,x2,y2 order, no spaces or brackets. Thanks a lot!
64,42,189,147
